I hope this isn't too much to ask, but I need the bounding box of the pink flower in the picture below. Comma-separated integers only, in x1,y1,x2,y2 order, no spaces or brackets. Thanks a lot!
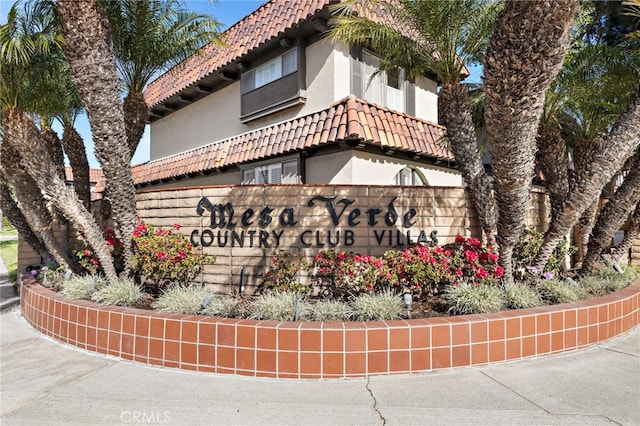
173,223,181,230
465,249,478,263
475,267,488,279
494,265,504,277
157,251,167,260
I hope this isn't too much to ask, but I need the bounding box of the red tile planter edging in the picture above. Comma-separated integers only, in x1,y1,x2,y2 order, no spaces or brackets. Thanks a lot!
20,278,640,379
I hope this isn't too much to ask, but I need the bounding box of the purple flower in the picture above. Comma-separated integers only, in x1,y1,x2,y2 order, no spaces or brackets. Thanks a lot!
30,270,37,276
527,266,538,275
543,272,554,280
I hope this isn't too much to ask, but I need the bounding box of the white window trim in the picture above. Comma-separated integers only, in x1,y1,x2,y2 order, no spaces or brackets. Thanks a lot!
240,154,302,185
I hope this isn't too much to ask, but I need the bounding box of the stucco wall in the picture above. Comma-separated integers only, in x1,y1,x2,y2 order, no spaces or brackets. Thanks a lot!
150,41,441,161
305,150,462,186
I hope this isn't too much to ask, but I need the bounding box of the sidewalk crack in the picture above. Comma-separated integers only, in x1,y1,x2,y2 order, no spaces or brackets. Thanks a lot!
365,378,386,425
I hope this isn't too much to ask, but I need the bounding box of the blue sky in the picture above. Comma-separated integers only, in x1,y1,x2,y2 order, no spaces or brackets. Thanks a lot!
1,0,483,168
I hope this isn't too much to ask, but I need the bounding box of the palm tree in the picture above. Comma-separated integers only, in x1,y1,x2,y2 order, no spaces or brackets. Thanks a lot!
483,0,579,284
559,43,640,263
580,151,640,274
0,169,49,259
612,201,640,262
55,0,138,274
328,0,501,245
1,0,117,279
102,0,223,157
532,82,640,272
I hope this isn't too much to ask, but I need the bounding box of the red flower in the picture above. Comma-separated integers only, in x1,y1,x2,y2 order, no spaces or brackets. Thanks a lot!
465,249,478,263
83,249,92,257
455,235,465,243
173,223,181,230
494,265,504,277
475,267,488,279
157,251,167,260
337,252,345,260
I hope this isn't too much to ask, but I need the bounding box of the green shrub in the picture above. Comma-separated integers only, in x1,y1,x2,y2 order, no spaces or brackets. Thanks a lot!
305,300,352,321
350,291,404,321
444,283,505,315
513,228,575,280
91,279,144,306
578,275,609,296
248,292,311,321
155,285,211,314
202,296,244,318
538,279,580,304
259,251,309,294
61,275,105,300
505,283,541,309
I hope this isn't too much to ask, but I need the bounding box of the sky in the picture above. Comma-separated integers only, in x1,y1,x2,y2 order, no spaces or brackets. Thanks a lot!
1,0,483,169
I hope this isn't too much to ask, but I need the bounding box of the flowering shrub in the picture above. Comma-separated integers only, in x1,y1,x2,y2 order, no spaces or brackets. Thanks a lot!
390,236,504,297
307,250,399,299
130,222,214,291
259,251,309,294
513,228,575,280
76,228,123,274
305,236,503,301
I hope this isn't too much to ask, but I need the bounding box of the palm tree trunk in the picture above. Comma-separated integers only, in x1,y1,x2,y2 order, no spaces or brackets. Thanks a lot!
1,137,77,272
42,128,72,257
439,82,497,246
574,199,598,264
533,82,640,272
612,202,640,262
536,124,569,224
3,107,118,282
61,125,92,210
483,0,578,284
0,169,49,259
580,152,640,275
55,0,137,274
123,91,149,157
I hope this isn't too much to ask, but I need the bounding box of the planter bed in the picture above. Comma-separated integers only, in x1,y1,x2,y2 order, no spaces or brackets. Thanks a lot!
20,277,640,379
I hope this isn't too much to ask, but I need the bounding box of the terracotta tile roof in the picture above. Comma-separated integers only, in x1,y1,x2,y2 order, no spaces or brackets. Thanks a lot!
144,0,337,108
64,167,103,184
132,96,451,185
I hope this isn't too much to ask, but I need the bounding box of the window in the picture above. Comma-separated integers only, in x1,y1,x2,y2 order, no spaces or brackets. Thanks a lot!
352,50,410,113
241,49,297,93
394,167,427,186
242,159,300,184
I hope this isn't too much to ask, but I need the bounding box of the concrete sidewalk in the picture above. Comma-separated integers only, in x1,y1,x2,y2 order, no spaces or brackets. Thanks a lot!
0,248,639,425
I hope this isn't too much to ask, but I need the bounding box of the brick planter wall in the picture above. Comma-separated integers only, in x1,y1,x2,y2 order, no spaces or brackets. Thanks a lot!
20,278,640,379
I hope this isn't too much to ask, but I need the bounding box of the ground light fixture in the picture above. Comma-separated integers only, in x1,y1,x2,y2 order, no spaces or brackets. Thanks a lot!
403,292,412,319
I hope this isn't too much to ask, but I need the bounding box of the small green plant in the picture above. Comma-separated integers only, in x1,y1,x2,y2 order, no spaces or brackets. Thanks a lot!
248,291,310,321
444,283,505,315
538,279,580,304
91,279,144,306
350,290,404,321
259,251,310,294
578,275,610,296
61,275,105,300
305,300,352,321
155,285,211,314
505,283,541,309
202,296,244,318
